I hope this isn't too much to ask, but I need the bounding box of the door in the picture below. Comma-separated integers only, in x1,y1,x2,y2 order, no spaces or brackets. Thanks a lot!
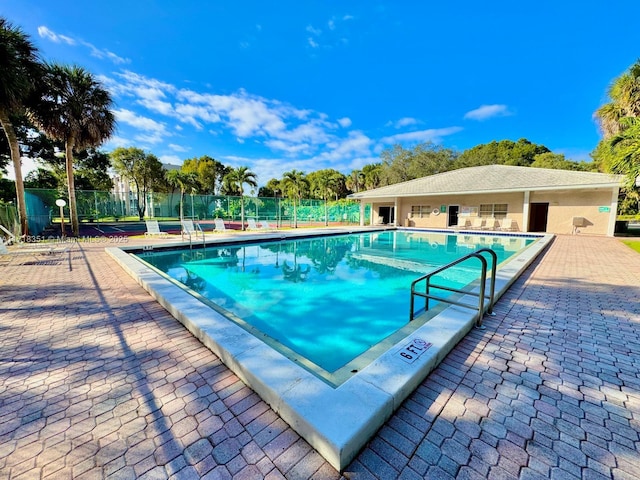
378,206,395,224
529,203,549,232
448,205,459,227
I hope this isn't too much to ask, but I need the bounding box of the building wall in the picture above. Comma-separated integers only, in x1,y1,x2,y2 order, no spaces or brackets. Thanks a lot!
395,192,525,230
369,188,617,235
529,189,614,236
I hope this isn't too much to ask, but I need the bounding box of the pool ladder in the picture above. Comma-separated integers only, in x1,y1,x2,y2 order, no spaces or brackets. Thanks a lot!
184,223,206,250
409,248,498,328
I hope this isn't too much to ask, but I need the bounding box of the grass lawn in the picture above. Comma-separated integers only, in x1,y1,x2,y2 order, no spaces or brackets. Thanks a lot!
622,240,640,253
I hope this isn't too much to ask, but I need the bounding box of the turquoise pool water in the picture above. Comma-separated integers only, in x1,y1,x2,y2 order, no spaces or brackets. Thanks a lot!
136,230,535,375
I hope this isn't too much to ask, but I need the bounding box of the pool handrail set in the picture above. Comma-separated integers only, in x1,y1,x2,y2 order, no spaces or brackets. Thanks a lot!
410,247,498,326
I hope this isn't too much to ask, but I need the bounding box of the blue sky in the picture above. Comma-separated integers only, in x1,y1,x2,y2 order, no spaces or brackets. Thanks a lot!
3,1,639,186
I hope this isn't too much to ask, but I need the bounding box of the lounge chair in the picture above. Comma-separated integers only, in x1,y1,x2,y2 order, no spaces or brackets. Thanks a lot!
0,224,16,245
482,217,498,230
468,217,485,230
259,220,275,231
453,218,470,229
213,218,227,233
144,220,169,238
246,219,259,231
0,240,65,265
499,218,518,232
182,219,205,239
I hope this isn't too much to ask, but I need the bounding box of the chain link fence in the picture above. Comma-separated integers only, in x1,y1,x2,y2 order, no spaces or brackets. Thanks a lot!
23,189,370,234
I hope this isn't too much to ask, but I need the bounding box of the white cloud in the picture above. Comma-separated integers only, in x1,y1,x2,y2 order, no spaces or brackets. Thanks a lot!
38,25,129,64
169,144,189,152
306,25,322,36
159,155,182,166
98,70,382,180
114,109,168,134
37,26,75,45
380,127,463,144
320,131,373,161
388,117,419,129
264,139,311,155
463,104,511,121
308,37,319,48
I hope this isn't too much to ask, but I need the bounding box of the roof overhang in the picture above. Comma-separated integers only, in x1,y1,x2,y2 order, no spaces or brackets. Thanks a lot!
349,182,622,201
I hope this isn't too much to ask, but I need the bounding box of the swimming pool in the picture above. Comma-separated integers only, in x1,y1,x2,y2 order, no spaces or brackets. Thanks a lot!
108,227,552,470
135,230,535,383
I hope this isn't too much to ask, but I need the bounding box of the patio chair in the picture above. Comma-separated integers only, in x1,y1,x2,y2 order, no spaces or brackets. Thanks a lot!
499,218,518,232
0,240,66,265
468,217,485,230
453,218,470,229
246,218,259,231
482,217,498,230
259,220,275,231
144,220,169,238
182,219,205,239
213,218,227,233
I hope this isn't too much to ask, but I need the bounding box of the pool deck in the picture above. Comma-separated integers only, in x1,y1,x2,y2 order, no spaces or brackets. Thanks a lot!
1,232,639,479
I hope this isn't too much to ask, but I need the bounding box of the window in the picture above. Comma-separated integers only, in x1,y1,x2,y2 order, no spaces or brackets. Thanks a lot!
480,203,508,219
410,205,431,218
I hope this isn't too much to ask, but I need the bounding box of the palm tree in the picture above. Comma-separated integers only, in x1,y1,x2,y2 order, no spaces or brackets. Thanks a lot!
310,170,341,226
29,64,115,236
282,170,309,228
594,60,640,187
595,60,640,138
0,17,43,235
607,118,640,188
166,170,198,220
224,166,257,230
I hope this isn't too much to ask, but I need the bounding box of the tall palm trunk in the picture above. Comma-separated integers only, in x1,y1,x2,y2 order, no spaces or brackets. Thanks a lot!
65,139,79,236
0,109,28,235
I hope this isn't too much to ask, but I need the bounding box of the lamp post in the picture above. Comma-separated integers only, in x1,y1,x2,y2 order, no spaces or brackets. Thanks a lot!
56,199,66,238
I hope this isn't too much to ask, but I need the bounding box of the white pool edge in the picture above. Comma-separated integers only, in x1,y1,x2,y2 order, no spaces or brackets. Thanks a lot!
106,229,554,471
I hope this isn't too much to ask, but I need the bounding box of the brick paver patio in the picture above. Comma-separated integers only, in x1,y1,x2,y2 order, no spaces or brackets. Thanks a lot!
1,234,639,479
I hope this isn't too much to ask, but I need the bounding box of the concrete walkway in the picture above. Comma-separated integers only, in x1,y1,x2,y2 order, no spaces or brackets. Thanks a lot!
1,234,639,479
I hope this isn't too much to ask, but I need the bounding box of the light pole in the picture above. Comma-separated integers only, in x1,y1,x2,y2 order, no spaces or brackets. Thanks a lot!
56,199,66,238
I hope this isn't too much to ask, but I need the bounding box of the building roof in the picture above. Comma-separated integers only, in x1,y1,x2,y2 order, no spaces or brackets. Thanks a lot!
348,165,624,199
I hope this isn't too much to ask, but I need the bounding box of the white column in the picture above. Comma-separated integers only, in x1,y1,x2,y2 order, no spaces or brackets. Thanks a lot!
607,187,620,237
359,202,365,226
522,191,531,233
394,198,399,226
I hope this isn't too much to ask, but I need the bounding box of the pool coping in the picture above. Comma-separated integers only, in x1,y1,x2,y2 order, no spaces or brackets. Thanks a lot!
106,227,554,471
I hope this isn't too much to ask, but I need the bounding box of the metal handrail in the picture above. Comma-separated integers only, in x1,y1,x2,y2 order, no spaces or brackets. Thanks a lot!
183,221,206,250
410,248,498,328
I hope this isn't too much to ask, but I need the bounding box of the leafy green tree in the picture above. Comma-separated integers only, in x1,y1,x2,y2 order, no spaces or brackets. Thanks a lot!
166,170,199,220
454,139,550,169
0,17,43,234
24,132,113,191
258,178,282,197
530,152,587,171
181,155,229,194
379,142,457,185
224,166,257,230
281,169,309,228
23,168,58,189
110,147,166,220
308,169,345,226
29,64,115,235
